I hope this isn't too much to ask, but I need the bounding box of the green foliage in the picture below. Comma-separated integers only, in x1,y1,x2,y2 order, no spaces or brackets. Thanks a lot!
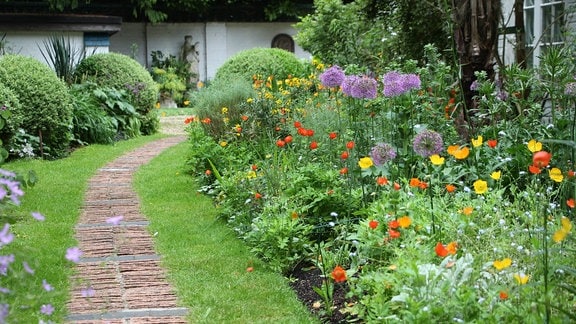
39,34,84,84
0,82,22,155
0,55,73,159
152,67,187,102
214,48,305,84
69,84,118,145
74,52,159,134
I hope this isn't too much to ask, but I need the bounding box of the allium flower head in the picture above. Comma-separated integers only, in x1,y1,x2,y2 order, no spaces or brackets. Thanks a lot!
382,72,421,97
319,65,345,88
369,143,396,166
565,82,576,96
351,75,378,99
341,75,360,96
413,130,444,158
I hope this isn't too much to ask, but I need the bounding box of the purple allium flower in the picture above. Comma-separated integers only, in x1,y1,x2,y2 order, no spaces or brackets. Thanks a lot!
65,247,83,263
413,130,444,158
351,75,378,99
341,75,360,96
81,286,95,298
319,65,345,88
403,74,421,91
565,82,576,96
23,261,34,275
0,224,14,246
470,80,479,91
105,215,124,225
31,212,45,221
382,71,404,97
40,304,54,315
370,143,397,166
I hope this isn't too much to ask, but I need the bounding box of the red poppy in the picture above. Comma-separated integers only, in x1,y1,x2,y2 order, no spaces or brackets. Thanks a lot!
339,167,348,175
435,242,448,258
376,176,389,186
533,151,552,168
346,141,355,150
341,151,349,159
254,192,262,199
294,121,302,128
388,220,399,229
393,182,401,191
201,117,211,124
276,140,286,148
418,181,428,190
310,141,318,150
331,265,347,283
499,291,508,300
568,170,576,177
568,198,575,209
241,115,249,121
251,164,258,171
306,129,315,137
388,229,401,239
297,127,306,136
329,132,337,140
284,135,293,144
184,116,194,124
368,220,379,229
487,139,498,148
529,164,541,174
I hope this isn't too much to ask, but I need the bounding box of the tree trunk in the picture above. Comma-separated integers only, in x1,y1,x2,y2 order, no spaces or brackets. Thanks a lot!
452,0,502,136
514,0,526,68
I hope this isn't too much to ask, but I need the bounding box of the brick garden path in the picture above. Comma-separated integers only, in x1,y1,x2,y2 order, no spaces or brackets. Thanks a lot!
66,135,188,324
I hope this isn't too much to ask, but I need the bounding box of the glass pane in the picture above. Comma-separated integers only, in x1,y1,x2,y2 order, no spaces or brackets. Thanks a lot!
543,6,552,43
525,8,534,45
525,0,534,7
552,3,565,43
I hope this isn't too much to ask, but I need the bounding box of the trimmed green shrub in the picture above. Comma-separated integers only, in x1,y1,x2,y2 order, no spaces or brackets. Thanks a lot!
0,81,23,148
74,52,159,134
214,48,306,83
0,55,73,158
69,84,117,145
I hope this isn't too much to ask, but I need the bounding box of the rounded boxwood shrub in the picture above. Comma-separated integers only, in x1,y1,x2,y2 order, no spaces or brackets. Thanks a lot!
0,55,73,158
0,82,21,160
214,48,306,83
74,52,159,134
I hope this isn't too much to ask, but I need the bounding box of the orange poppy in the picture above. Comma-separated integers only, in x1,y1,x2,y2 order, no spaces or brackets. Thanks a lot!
446,184,456,193
388,220,400,229
376,176,389,186
568,198,575,209
529,164,541,174
533,151,552,168
310,141,318,150
329,132,337,140
388,229,401,239
418,181,428,190
294,121,302,128
284,135,293,144
435,242,448,257
346,141,355,149
276,140,286,148
393,182,401,191
341,151,349,159
339,167,348,175
409,178,420,187
487,139,498,148
368,220,379,229
331,265,347,283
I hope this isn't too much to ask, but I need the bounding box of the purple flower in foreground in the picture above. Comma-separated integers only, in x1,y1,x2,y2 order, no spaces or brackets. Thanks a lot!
0,170,15,178
470,80,479,91
0,304,8,322
106,215,124,225
81,286,95,298
0,224,14,246
351,76,378,99
341,75,359,96
42,279,54,292
565,82,576,96
319,65,345,88
32,212,45,221
0,254,14,275
370,143,397,166
40,304,54,315
0,287,9,294
65,247,83,263
0,178,24,205
413,130,444,158
23,261,35,275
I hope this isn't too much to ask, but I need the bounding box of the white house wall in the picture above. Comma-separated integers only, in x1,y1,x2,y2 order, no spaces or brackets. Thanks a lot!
1,31,83,68
110,22,309,81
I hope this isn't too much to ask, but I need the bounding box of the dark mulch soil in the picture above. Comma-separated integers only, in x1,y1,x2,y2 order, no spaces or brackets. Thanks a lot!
289,263,357,323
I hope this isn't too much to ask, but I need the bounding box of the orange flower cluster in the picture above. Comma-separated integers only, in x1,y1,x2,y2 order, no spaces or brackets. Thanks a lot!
435,241,458,257
409,178,428,189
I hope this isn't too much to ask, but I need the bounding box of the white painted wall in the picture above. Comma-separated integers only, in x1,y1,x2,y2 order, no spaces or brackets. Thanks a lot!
110,22,310,81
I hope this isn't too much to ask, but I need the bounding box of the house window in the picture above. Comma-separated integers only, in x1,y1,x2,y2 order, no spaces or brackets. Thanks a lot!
524,0,565,66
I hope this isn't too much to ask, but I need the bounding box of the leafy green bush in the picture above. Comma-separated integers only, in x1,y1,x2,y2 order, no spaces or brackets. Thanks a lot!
0,55,73,158
74,52,159,134
214,48,306,83
69,84,117,145
0,82,22,151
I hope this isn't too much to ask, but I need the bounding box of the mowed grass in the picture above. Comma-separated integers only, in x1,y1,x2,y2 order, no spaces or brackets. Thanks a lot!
134,141,319,324
2,134,167,323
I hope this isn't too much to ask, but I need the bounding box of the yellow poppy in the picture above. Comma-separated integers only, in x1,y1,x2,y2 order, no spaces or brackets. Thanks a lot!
491,171,501,180
221,107,228,114
473,179,488,194
358,157,374,169
493,258,512,271
472,135,483,148
553,216,572,243
527,139,542,153
549,168,564,183
429,154,445,165
219,141,227,147
513,273,530,285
